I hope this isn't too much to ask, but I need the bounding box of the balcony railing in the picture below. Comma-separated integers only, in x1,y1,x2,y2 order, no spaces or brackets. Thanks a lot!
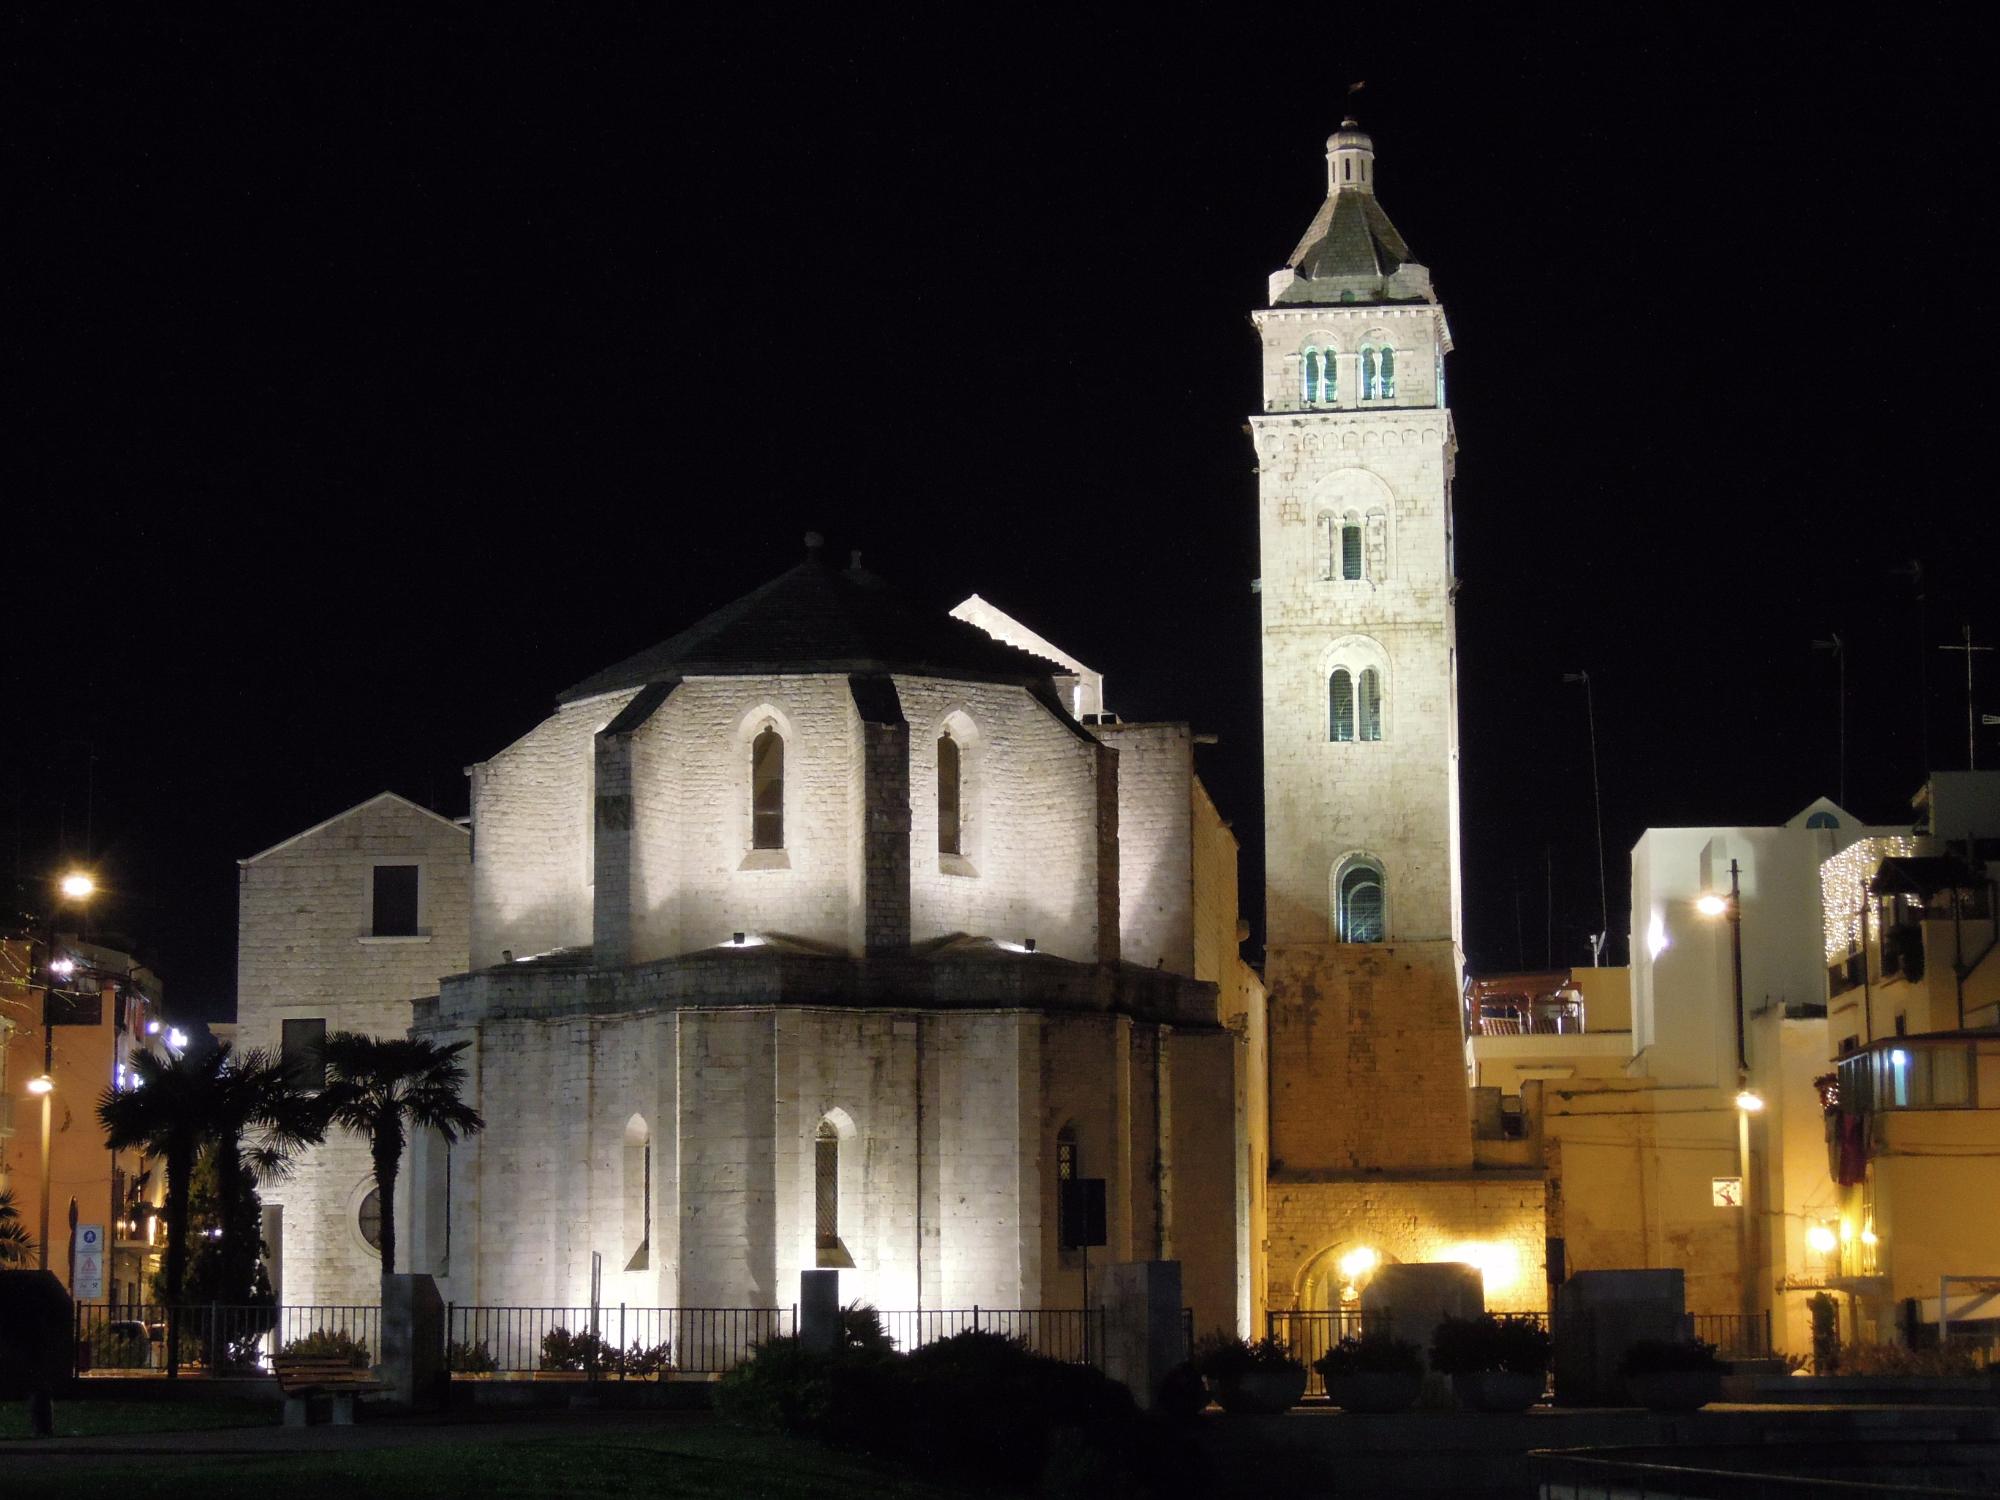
1469,995,1586,1038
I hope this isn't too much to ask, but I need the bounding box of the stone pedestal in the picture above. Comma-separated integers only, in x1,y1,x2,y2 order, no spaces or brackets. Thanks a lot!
380,1273,445,1411
1552,1268,1687,1406
799,1269,840,1354
1360,1262,1484,1367
1101,1260,1184,1411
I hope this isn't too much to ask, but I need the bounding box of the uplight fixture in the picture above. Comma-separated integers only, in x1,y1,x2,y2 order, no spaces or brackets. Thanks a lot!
26,1075,54,1096
1695,893,1729,918
1734,1089,1765,1112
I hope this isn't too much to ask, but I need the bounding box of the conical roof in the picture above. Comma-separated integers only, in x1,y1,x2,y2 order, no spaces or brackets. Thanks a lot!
1271,120,1433,306
558,542,1058,703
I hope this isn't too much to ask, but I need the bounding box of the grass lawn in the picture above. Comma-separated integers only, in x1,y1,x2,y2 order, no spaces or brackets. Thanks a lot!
0,1397,274,1441
11,1419,1006,1498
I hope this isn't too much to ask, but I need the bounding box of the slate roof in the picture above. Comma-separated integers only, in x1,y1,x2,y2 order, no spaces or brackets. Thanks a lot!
1284,188,1413,285
559,549,1059,703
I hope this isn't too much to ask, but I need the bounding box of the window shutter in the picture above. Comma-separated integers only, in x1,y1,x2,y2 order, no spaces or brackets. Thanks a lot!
1360,668,1382,740
1342,524,1363,580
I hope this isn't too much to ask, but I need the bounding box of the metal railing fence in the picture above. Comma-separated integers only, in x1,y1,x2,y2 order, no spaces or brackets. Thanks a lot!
871,1307,1105,1365
1266,1308,1392,1399
1693,1310,1774,1357
445,1304,792,1376
75,1303,380,1376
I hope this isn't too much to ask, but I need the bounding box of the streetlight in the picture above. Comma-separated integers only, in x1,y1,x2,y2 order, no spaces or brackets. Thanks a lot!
59,871,96,901
1696,860,1747,1077
33,868,97,1275
1701,862,1757,1340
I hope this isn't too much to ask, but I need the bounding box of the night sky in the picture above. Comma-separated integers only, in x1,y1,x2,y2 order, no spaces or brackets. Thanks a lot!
12,11,1997,1021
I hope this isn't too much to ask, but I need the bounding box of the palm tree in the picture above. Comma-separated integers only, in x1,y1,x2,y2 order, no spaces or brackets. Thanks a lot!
96,1043,320,1377
318,1033,485,1278
208,1047,324,1298
0,1184,35,1265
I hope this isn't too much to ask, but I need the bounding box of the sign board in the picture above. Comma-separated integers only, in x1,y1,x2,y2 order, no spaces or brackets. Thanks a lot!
74,1223,106,1300
1059,1178,1107,1250
1711,1177,1743,1209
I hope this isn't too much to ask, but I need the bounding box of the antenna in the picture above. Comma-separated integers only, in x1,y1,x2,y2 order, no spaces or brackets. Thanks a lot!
1939,623,1993,770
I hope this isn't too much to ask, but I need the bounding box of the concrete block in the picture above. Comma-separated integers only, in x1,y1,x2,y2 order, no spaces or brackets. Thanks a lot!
1553,1268,1687,1406
380,1272,446,1410
1360,1261,1483,1366
1101,1259,1184,1411
799,1269,840,1354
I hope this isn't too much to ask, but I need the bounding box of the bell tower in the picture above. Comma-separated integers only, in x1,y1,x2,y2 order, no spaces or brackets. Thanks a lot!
1253,117,1461,956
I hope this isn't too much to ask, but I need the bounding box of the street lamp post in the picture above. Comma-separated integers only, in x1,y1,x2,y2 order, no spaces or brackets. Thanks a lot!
30,869,97,1279
1699,860,1761,1344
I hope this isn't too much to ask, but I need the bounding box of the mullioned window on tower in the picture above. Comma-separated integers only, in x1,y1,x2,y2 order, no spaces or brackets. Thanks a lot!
1301,346,1336,406
1360,345,1396,400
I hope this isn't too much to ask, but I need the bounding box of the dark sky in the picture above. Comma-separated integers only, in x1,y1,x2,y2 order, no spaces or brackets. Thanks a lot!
11,10,1997,1019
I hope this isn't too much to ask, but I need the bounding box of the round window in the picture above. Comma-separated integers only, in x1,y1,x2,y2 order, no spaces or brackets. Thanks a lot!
358,1188,383,1253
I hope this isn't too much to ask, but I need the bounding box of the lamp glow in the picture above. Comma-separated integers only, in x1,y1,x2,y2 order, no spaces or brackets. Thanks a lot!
167,1028,188,1051
1441,1240,1521,1293
1337,1246,1380,1282
1859,1226,1879,1247
1890,1049,1908,1067
1695,893,1729,918
59,871,96,900
1646,911,1669,960
26,1075,54,1096
1805,1224,1838,1254
1734,1089,1765,1112
49,957,76,977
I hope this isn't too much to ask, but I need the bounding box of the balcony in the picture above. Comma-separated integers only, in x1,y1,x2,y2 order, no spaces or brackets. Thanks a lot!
1464,973,1588,1038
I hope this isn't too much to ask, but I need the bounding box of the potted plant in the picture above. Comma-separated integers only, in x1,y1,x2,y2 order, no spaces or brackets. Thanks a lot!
1314,1331,1424,1413
1619,1338,1725,1410
1193,1333,1308,1414
1429,1315,1550,1412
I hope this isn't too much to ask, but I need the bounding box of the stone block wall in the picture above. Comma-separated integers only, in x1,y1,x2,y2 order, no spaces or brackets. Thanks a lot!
1094,723,1194,975
1267,939,1471,1175
236,793,470,1307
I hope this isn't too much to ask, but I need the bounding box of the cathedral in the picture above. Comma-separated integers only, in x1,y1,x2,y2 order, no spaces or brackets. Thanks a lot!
235,119,1544,1341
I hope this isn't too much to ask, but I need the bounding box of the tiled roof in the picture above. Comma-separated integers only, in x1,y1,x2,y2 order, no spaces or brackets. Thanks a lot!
1285,189,1413,284
559,550,1057,703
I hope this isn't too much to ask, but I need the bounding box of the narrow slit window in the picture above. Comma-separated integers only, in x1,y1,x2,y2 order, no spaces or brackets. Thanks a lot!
1329,669,1355,742
1379,346,1396,399
1359,668,1382,741
1341,522,1363,580
938,733,962,855
1301,346,1321,405
1056,1124,1079,1249
1360,347,1378,400
815,1120,839,1250
751,727,785,849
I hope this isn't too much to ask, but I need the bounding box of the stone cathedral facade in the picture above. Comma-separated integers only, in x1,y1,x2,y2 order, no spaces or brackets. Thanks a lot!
235,120,1547,1343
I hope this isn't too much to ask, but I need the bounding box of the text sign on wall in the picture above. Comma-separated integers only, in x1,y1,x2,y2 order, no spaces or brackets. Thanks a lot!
74,1223,106,1299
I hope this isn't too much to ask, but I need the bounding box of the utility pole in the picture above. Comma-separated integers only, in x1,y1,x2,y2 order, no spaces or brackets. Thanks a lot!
1939,624,1992,769
1564,672,1609,963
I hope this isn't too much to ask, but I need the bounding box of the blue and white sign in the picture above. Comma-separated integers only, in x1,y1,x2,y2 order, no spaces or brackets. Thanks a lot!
74,1223,106,1299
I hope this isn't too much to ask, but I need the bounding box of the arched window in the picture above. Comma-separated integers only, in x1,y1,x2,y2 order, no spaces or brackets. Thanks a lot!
1360,347,1378,400
624,1115,651,1272
1301,346,1336,406
1328,669,1355,742
938,733,962,855
1358,668,1382,741
1301,346,1321,405
814,1119,839,1252
1341,521,1363,580
1378,346,1396,399
1806,811,1839,830
1055,1123,1080,1251
751,727,784,849
1339,861,1386,942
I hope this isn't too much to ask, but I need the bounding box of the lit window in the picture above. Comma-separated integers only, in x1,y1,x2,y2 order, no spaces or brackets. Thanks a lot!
1329,669,1355,742
1358,668,1382,741
1379,346,1396,399
1360,347,1377,400
751,727,785,850
1361,345,1396,400
1302,346,1336,406
1339,862,1386,942
1056,1123,1080,1251
938,733,962,856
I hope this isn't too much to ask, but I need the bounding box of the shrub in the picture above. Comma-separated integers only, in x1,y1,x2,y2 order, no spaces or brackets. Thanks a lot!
1429,1315,1551,1376
1153,1361,1209,1422
1620,1338,1723,1376
446,1339,497,1374
620,1340,674,1379
280,1328,371,1369
1809,1292,1841,1374
86,1322,152,1370
1315,1331,1423,1379
538,1325,616,1373
714,1334,903,1453
1837,1342,1985,1377
1192,1332,1302,1379
839,1301,895,1356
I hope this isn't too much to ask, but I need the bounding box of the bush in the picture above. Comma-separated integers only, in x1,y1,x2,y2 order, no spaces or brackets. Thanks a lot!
1809,1291,1841,1374
1153,1361,1208,1422
715,1334,904,1452
1837,1342,1985,1377
1191,1332,1302,1379
279,1328,371,1369
1620,1338,1723,1376
446,1339,497,1374
86,1322,153,1370
1429,1315,1551,1377
1315,1331,1423,1379
536,1326,674,1377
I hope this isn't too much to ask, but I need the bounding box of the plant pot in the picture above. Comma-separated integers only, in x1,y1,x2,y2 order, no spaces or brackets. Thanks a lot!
1626,1368,1722,1411
1321,1371,1423,1413
1451,1370,1544,1412
1213,1365,1308,1414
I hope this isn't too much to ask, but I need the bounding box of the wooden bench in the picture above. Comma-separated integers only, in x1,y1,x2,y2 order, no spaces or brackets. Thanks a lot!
273,1355,384,1426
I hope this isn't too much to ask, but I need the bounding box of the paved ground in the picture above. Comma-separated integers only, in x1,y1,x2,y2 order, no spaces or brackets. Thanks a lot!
0,1406,705,1471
